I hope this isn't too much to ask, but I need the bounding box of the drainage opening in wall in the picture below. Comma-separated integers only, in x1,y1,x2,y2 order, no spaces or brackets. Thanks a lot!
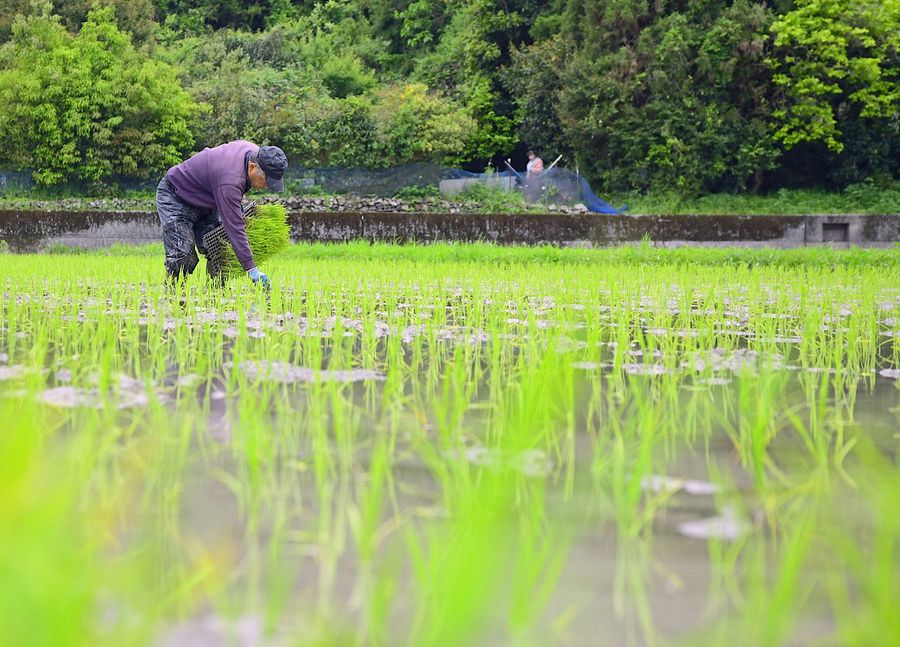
822,222,849,242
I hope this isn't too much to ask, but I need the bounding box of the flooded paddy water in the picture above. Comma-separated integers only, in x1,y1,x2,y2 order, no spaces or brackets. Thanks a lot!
1,248,898,646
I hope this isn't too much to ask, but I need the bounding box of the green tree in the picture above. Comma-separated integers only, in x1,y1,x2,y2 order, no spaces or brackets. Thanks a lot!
0,0,157,43
161,18,382,164
185,52,307,150
55,0,157,43
410,0,539,163
768,0,900,153
153,0,302,32
370,83,476,166
183,52,377,166
0,6,198,184
555,0,779,194
505,35,574,163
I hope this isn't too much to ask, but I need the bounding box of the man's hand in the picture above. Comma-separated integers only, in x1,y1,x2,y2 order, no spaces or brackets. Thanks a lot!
247,267,270,288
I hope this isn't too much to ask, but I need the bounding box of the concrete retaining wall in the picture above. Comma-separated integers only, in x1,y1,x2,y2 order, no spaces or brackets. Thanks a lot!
0,210,896,252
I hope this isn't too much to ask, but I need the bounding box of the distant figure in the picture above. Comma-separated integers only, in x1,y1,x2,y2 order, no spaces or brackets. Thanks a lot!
526,150,544,176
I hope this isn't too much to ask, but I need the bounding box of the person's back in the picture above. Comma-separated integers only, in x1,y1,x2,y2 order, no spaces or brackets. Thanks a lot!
166,140,256,211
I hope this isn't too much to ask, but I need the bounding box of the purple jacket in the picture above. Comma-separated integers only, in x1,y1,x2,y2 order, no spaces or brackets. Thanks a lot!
166,140,257,271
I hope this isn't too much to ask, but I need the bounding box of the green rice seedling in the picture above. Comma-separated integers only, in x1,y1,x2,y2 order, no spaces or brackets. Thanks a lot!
212,203,291,278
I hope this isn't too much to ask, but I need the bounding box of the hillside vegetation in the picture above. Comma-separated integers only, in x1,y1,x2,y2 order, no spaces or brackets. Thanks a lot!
0,0,896,197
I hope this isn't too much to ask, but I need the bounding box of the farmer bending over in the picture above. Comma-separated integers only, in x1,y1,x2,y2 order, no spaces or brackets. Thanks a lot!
157,141,288,287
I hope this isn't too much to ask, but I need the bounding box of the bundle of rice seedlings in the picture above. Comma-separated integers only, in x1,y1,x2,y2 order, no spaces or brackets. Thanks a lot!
202,203,291,278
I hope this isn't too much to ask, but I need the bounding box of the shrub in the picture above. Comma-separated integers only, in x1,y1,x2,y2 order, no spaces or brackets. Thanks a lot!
0,7,197,185
370,83,476,166
394,185,443,200
321,54,377,98
458,181,527,213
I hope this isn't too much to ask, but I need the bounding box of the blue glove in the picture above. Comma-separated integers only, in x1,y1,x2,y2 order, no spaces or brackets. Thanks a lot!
247,267,270,288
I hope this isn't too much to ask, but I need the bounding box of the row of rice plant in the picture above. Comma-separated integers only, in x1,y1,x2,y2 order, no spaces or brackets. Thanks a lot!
0,246,897,646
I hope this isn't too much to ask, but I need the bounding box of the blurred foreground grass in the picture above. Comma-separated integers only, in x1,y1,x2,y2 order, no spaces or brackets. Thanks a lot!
0,247,898,646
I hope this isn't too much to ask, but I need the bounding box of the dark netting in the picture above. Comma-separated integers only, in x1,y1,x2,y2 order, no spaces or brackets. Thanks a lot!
201,224,230,277
288,163,625,214
1,161,625,214
286,163,447,197
526,168,625,215
0,171,35,192
444,167,624,214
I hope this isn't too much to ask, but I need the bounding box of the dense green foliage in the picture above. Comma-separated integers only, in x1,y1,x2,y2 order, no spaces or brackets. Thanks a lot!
0,0,896,193
0,0,157,43
548,0,780,193
769,0,899,153
0,5,196,184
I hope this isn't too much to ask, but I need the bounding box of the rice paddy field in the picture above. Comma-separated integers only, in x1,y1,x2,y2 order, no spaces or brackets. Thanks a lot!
1,242,898,647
